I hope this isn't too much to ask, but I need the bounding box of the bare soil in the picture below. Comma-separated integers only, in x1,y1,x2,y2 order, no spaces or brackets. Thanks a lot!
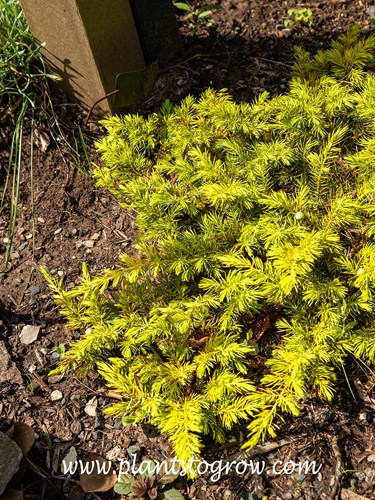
1,1,374,499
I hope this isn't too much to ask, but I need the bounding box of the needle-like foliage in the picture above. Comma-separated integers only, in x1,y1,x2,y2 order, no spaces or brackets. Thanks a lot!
44,26,375,470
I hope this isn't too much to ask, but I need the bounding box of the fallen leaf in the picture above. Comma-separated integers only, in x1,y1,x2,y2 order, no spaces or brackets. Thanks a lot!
12,422,35,455
0,490,24,500
79,454,117,493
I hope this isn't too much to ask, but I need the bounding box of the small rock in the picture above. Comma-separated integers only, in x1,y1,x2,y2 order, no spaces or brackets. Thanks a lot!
70,420,82,435
37,217,45,224
321,410,332,422
29,285,40,295
281,28,292,38
54,228,62,235
26,234,33,240
91,232,101,241
113,421,123,430
11,252,20,260
247,494,259,500
51,351,60,360
20,325,40,345
18,241,28,251
359,411,368,424
83,240,95,248
354,471,366,481
106,445,122,461
94,414,104,430
0,432,23,496
367,5,375,17
84,397,98,417
294,473,307,482
51,390,63,401
57,270,64,277
3,237,9,244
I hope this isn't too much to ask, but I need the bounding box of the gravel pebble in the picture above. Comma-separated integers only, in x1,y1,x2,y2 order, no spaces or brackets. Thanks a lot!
51,390,63,401
83,240,95,248
20,325,40,345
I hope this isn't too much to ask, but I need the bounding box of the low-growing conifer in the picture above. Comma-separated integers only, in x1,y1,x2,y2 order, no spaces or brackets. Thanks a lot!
43,26,375,470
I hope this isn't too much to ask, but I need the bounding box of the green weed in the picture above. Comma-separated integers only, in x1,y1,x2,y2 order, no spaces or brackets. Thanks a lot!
284,7,314,28
174,1,222,32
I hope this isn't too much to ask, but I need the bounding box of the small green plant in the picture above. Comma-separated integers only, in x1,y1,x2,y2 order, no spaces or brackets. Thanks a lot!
39,431,53,452
44,26,375,472
55,343,66,359
174,2,221,31
0,0,58,269
284,7,314,28
0,1,90,270
114,459,184,499
24,374,35,395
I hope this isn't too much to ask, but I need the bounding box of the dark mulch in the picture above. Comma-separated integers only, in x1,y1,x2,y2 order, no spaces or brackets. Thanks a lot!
1,1,374,499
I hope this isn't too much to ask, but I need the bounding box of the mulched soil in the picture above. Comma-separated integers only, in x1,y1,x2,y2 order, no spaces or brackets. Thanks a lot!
1,1,375,499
